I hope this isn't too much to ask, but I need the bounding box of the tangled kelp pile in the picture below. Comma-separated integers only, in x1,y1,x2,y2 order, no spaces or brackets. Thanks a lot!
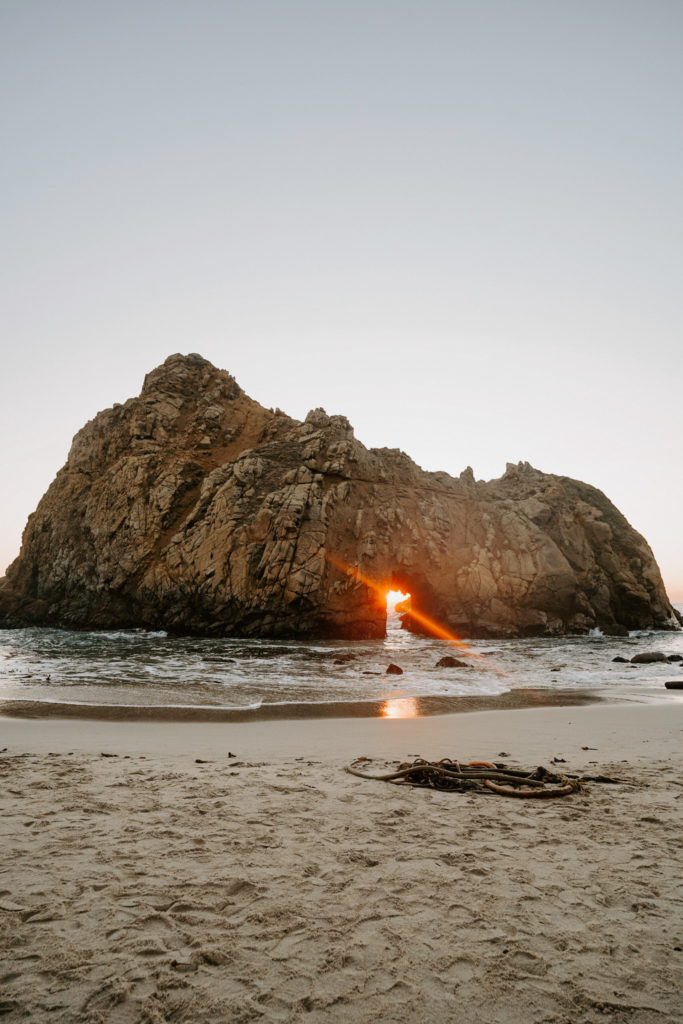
345,757,623,798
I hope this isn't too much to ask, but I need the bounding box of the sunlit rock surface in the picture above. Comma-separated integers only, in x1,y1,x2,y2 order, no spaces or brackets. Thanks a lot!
1,354,678,638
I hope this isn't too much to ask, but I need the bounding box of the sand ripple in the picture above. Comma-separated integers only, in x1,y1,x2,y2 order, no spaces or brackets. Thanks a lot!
1,750,682,1022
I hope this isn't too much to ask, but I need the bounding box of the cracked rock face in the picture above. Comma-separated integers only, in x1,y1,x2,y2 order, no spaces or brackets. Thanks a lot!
0,353,678,639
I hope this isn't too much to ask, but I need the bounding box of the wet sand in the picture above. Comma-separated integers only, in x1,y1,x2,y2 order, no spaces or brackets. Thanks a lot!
0,685,600,723
1,702,682,1023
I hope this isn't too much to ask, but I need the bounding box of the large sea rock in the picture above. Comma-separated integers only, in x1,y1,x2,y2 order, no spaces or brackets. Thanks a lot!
0,354,678,639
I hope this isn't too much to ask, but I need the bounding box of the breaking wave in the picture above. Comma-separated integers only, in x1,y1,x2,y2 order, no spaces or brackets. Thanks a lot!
0,609,681,713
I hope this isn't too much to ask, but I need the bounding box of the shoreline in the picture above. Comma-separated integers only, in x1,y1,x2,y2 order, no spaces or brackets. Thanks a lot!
3,700,682,763
0,685,601,723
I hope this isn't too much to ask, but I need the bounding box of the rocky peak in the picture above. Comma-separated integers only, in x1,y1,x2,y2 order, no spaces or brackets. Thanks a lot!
141,352,242,403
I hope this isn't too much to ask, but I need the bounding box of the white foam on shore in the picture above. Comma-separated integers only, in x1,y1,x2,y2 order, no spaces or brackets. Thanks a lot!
1,623,681,711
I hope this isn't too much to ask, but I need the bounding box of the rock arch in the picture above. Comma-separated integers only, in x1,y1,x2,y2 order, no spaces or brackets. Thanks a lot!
0,354,679,639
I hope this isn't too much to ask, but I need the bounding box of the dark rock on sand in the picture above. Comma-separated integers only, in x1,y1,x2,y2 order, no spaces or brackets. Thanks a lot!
386,664,404,675
631,652,669,664
664,680,683,689
435,656,470,668
0,353,679,640
667,654,683,662
612,656,630,663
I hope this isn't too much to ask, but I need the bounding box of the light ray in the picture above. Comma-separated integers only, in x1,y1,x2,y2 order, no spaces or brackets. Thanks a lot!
386,589,409,612
324,555,573,705
324,552,480,656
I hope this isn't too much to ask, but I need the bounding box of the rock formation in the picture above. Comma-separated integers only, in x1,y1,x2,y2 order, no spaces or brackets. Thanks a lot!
0,353,679,639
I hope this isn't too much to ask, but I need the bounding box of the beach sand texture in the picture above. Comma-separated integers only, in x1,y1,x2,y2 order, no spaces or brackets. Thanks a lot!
1,705,682,1023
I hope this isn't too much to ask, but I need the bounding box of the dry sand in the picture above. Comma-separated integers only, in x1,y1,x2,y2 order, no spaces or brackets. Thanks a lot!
1,703,682,1023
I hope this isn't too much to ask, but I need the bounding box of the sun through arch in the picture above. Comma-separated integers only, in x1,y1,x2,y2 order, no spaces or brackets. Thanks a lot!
386,589,411,614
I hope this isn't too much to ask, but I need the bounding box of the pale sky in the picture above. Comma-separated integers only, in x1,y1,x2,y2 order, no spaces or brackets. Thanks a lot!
1,1,682,598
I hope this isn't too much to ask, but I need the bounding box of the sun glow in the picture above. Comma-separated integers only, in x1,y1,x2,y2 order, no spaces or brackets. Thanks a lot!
379,697,419,719
386,589,409,612
324,552,478,655
323,553,512,687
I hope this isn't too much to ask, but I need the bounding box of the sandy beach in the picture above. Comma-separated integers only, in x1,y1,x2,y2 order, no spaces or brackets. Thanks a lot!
1,702,682,1023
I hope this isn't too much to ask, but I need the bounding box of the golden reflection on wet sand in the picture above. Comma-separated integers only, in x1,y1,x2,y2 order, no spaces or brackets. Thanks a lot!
379,697,420,719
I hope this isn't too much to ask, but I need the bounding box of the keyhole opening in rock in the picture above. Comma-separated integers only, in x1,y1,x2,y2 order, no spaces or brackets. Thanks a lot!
386,589,411,616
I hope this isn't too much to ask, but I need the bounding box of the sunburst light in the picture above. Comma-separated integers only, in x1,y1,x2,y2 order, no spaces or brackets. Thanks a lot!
386,589,410,613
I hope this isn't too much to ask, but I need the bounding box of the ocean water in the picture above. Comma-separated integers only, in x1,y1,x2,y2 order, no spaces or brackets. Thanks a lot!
0,607,681,714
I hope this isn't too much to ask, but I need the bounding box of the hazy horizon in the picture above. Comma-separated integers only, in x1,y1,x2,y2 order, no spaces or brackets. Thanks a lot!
1,1,681,599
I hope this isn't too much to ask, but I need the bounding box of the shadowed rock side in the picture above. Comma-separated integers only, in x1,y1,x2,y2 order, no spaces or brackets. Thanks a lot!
0,354,679,639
